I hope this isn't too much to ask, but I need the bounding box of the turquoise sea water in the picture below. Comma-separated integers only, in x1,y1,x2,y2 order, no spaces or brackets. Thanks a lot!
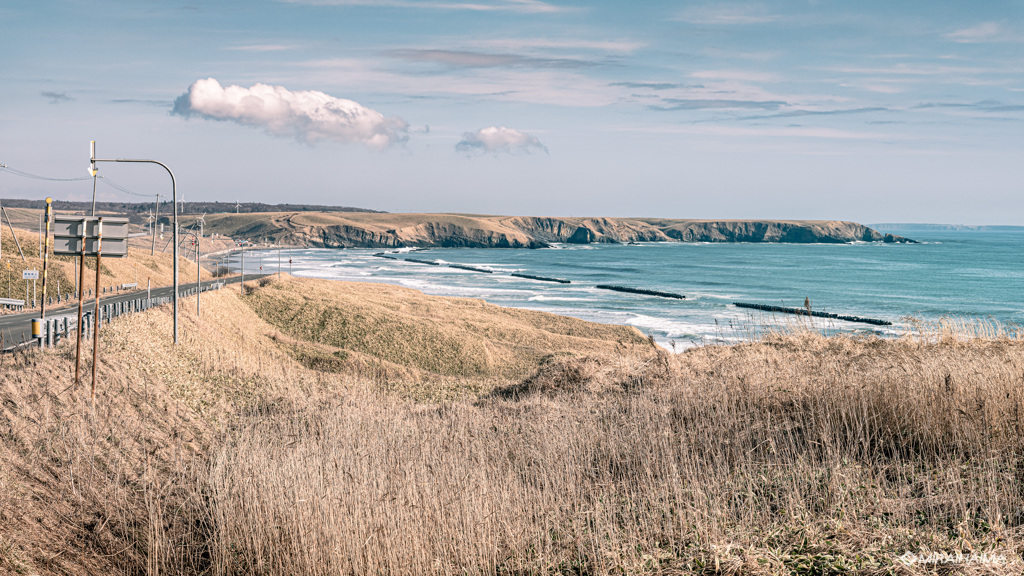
235,227,1023,348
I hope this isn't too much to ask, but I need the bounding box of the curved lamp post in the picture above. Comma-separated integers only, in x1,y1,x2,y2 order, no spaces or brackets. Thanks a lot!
90,141,180,345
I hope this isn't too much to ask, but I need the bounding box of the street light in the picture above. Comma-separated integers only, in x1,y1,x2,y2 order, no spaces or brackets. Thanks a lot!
90,141,181,345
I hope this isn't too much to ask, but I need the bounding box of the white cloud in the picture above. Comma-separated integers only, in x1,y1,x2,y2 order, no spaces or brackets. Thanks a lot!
946,22,1014,43
172,78,408,149
456,126,547,154
280,0,564,13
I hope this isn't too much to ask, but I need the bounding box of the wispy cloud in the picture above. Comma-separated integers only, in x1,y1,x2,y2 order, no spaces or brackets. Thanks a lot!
171,78,408,149
280,0,566,13
456,126,547,154
674,4,779,25
733,106,890,121
295,57,623,106
41,91,73,104
914,100,1024,113
227,44,298,52
691,70,779,83
388,48,601,69
649,98,786,111
945,22,1017,43
111,98,174,107
609,81,697,91
465,38,644,53
627,124,892,141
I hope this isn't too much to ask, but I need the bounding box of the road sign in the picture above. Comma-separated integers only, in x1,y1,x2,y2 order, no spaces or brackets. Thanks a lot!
52,216,130,257
22,270,39,280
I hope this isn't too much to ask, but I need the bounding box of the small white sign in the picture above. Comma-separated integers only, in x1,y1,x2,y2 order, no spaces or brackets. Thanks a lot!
22,270,39,280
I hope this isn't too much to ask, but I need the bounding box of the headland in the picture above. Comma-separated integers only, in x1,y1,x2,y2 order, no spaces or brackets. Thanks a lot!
183,211,915,248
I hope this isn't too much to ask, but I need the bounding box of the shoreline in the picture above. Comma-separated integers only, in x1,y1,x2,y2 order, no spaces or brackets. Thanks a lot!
238,243,920,352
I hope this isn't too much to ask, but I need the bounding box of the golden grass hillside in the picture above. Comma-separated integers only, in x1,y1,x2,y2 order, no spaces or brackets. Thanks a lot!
244,276,649,392
2,276,1023,575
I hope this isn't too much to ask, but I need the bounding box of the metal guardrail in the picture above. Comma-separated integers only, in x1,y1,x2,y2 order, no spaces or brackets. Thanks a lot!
5,281,227,352
0,297,26,310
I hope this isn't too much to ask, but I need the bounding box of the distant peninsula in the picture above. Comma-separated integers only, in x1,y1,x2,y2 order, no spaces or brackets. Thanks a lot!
187,212,915,248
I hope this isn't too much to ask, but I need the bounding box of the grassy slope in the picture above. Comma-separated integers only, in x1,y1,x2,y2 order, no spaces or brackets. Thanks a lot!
245,277,648,392
1,276,1023,574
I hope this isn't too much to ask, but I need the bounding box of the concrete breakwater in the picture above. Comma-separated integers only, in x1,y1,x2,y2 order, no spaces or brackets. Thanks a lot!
733,302,892,326
448,263,494,273
510,273,571,284
596,285,685,299
405,258,442,266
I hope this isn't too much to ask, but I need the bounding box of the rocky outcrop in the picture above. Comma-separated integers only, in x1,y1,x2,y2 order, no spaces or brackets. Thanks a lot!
202,213,914,248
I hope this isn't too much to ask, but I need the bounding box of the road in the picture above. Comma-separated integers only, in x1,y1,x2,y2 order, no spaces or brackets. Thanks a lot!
0,272,270,350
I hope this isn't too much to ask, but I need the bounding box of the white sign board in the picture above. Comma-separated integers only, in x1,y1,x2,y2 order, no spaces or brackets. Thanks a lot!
22,270,39,280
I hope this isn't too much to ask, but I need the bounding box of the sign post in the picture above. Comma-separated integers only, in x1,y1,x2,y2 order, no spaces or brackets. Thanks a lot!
22,269,39,308
52,215,128,391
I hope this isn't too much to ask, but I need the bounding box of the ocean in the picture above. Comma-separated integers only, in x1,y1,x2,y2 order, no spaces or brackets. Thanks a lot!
230,227,1024,348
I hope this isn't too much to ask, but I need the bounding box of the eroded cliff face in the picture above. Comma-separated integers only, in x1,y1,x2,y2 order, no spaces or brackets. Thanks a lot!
657,220,901,244
204,213,914,248
500,217,671,244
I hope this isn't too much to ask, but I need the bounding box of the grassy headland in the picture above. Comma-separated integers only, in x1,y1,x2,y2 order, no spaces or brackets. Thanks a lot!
184,211,913,249
2,273,1022,575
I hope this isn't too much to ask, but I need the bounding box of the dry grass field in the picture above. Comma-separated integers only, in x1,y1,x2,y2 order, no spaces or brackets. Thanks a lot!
2,274,1023,575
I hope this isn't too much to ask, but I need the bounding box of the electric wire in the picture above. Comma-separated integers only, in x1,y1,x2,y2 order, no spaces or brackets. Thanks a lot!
0,165,91,182
0,164,158,199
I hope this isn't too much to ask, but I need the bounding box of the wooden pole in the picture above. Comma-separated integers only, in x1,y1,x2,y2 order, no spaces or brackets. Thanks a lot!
74,219,87,386
39,199,52,346
91,218,103,401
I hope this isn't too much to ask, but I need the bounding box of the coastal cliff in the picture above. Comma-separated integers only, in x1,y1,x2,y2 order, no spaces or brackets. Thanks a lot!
194,212,914,248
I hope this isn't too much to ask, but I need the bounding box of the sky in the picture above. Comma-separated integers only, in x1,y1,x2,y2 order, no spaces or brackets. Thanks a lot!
1,0,1022,223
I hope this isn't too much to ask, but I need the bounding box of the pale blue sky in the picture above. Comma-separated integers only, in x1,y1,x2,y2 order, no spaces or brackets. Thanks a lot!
2,1,1022,223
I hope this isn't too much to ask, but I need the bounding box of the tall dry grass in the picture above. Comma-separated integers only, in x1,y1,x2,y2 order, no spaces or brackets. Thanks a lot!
4,277,1024,574
204,329,1024,575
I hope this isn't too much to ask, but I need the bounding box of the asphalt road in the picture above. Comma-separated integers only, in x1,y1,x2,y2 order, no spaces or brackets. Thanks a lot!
0,272,270,350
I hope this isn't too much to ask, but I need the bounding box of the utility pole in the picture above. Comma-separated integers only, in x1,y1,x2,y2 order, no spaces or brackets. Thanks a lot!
151,193,160,256
39,198,52,345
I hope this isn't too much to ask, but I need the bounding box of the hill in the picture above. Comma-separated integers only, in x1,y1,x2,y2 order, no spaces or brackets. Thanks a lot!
188,212,914,248
0,199,382,228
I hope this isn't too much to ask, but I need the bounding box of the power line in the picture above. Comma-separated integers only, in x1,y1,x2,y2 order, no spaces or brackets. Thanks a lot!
96,176,157,199
0,163,157,199
0,165,91,182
